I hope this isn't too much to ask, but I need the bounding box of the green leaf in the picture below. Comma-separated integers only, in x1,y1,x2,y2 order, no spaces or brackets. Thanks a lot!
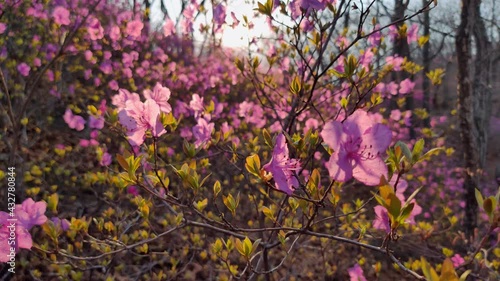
262,129,272,147
402,186,423,210
459,270,471,281
213,180,221,197
387,193,402,220
483,197,494,218
421,257,440,281
395,141,412,163
398,202,415,223
475,188,484,207
116,154,129,170
262,206,275,221
411,139,425,163
245,154,261,176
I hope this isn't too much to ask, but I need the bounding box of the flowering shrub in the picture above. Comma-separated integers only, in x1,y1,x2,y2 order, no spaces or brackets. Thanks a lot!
0,0,499,280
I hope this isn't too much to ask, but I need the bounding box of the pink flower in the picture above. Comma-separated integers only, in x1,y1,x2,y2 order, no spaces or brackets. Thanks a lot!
163,19,175,37
263,134,301,195
88,116,104,129
451,254,465,267
399,78,415,94
407,23,419,44
109,25,121,41
143,83,172,113
213,4,226,30
63,108,86,131
112,89,140,111
100,152,112,166
0,198,47,262
320,110,391,186
126,19,143,38
118,99,166,146
385,55,404,71
373,205,391,233
53,6,70,26
127,186,139,196
87,17,104,40
192,118,214,148
15,198,48,230
0,23,6,34
189,94,204,117
347,264,367,281
17,63,30,77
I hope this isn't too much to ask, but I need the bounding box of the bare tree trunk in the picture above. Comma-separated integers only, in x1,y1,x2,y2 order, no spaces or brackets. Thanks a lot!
471,3,492,168
456,0,483,235
421,0,431,127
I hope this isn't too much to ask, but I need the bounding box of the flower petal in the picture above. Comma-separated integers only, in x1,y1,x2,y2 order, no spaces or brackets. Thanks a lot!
325,150,352,183
352,156,387,186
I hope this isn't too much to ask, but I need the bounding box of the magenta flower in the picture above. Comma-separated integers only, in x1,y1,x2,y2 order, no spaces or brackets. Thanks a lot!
192,117,214,148
0,198,47,262
63,108,86,131
213,4,226,30
347,264,367,281
399,78,415,95
126,19,143,38
373,205,391,233
112,88,140,111
143,83,172,113
263,134,301,195
17,63,30,77
451,254,465,267
320,110,391,186
88,115,104,129
0,23,6,34
118,99,166,146
407,23,419,44
52,6,70,26
163,19,175,37
87,17,104,40
15,198,48,230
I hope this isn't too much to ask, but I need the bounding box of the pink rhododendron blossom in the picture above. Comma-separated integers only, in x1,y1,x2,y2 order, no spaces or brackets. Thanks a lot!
367,25,381,46
190,94,204,114
51,217,70,231
17,63,30,77
385,55,404,71
373,205,391,233
263,134,301,195
109,25,121,41
88,116,104,129
118,99,166,146
348,264,367,281
127,186,139,196
63,108,86,131
0,23,6,34
213,4,226,30
143,83,172,113
399,78,415,94
112,88,140,111
126,19,143,38
320,110,391,186
407,23,419,44
53,6,70,25
100,152,112,166
192,118,214,148
163,19,175,37
0,199,47,262
15,198,48,230
451,254,465,267
87,17,104,40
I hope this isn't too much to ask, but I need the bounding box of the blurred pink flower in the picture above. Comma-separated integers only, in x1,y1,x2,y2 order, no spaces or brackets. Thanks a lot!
407,23,419,44
451,254,465,267
53,6,70,26
100,152,112,166
192,117,214,148
348,264,367,281
87,17,104,40
63,108,86,131
126,19,143,38
399,78,415,94
17,63,30,77
263,134,301,195
321,110,391,186
0,23,6,34
88,116,104,129
385,55,404,71
373,205,391,233
163,19,175,37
